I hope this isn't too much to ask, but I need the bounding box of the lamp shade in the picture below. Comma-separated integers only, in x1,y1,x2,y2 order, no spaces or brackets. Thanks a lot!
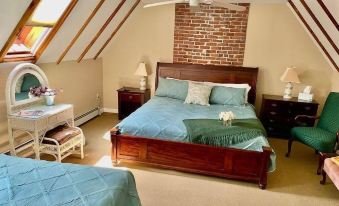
134,63,148,76
280,67,300,83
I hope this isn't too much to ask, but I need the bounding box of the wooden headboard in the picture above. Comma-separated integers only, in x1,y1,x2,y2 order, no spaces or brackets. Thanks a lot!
155,62,259,105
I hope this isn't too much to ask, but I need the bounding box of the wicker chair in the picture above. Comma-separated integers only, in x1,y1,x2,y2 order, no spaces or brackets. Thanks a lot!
286,92,339,168
40,125,85,162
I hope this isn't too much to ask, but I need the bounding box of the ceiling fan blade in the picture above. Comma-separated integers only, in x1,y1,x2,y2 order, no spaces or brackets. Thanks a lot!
143,0,186,8
211,0,246,11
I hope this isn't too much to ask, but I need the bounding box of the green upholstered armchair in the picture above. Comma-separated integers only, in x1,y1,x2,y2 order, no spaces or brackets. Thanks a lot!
286,92,339,160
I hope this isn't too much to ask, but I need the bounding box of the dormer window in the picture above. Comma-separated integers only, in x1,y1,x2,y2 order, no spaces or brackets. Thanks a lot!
0,0,77,63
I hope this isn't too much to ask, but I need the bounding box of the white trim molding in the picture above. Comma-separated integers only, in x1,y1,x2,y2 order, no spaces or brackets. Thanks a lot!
102,108,118,113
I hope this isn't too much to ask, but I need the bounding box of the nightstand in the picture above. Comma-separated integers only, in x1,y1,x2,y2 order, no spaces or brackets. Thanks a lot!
117,87,150,120
260,94,319,139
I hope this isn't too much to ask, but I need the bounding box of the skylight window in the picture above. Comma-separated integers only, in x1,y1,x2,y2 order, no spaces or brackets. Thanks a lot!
30,0,72,26
1,0,76,62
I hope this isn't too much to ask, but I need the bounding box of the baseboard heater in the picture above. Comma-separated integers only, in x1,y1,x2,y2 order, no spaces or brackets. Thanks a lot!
74,107,101,126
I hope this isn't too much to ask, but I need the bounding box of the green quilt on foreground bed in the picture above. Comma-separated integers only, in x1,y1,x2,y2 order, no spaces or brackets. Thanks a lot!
0,154,141,206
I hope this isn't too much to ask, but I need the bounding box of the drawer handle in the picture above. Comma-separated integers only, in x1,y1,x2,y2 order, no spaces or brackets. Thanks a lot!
304,107,311,111
269,119,275,123
271,103,277,107
267,127,274,131
270,111,277,115
129,96,132,100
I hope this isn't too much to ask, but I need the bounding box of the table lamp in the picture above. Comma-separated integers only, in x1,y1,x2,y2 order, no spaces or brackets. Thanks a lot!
280,67,300,99
134,63,148,90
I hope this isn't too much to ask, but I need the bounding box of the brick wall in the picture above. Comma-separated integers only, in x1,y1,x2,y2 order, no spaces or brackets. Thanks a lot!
173,4,250,66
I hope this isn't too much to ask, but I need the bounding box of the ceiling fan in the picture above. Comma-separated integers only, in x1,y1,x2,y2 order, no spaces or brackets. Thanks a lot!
142,0,246,11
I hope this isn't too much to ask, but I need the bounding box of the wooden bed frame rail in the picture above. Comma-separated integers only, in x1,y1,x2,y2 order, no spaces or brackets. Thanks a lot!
111,129,272,189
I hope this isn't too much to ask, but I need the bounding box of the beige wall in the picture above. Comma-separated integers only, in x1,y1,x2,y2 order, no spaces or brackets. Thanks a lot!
0,59,103,152
331,71,339,92
102,4,175,110
243,4,332,111
39,59,103,116
102,4,334,112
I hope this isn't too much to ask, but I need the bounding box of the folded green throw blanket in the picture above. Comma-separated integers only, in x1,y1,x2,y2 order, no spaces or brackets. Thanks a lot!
183,119,267,147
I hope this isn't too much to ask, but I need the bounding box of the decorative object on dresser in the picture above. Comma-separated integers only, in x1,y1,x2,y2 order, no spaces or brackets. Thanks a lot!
117,87,150,120
280,67,300,99
5,63,85,161
134,62,148,90
298,85,314,102
260,94,318,139
286,92,339,159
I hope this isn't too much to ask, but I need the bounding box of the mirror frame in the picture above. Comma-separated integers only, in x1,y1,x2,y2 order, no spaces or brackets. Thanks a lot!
6,63,49,114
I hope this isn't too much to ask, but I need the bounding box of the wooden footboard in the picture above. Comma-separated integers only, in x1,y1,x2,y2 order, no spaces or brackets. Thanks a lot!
110,128,272,189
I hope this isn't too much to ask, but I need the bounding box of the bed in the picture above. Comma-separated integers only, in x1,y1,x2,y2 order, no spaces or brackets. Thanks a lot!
0,154,141,206
111,62,273,189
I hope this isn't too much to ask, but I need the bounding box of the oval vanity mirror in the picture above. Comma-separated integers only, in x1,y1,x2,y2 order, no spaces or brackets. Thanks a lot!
6,63,49,114
15,73,42,102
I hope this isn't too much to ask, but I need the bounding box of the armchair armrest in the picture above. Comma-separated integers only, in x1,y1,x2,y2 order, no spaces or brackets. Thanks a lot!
294,115,320,121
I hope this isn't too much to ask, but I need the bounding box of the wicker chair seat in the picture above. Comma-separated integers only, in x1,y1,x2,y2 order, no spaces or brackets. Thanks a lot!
43,125,81,145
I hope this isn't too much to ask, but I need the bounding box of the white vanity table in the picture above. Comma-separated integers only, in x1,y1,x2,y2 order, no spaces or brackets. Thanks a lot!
5,63,82,160
7,104,74,159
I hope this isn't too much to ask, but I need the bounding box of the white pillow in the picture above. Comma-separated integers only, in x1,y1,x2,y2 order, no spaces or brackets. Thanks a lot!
184,82,212,106
204,82,251,103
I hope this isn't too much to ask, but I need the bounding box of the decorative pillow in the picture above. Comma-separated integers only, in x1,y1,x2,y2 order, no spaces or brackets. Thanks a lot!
204,82,251,103
184,82,212,106
210,86,246,106
155,77,188,100
21,74,41,92
15,75,24,93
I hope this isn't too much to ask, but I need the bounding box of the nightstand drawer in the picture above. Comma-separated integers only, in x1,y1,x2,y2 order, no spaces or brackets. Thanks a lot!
120,93,141,103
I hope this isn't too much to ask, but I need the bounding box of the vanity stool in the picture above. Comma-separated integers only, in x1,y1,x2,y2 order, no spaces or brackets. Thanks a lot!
40,125,85,162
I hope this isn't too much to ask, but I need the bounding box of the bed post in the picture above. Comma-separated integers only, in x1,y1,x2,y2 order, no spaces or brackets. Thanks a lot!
258,146,272,189
110,127,120,166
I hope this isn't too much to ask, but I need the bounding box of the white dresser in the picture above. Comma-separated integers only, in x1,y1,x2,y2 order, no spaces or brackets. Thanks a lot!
8,104,74,159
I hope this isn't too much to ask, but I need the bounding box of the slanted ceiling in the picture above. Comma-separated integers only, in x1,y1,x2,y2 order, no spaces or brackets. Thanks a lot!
0,0,139,64
288,0,338,71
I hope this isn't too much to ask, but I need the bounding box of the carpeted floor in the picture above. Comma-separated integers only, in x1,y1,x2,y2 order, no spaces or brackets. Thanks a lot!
48,113,339,206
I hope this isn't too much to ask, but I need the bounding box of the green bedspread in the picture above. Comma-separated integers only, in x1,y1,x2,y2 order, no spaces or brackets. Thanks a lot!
184,118,267,147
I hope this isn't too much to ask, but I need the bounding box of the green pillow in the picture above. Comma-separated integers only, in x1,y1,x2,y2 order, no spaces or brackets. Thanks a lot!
210,86,246,106
21,74,41,92
155,77,188,100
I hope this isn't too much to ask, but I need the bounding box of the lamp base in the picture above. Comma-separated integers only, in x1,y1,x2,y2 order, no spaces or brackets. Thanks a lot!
283,82,293,100
139,76,146,91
